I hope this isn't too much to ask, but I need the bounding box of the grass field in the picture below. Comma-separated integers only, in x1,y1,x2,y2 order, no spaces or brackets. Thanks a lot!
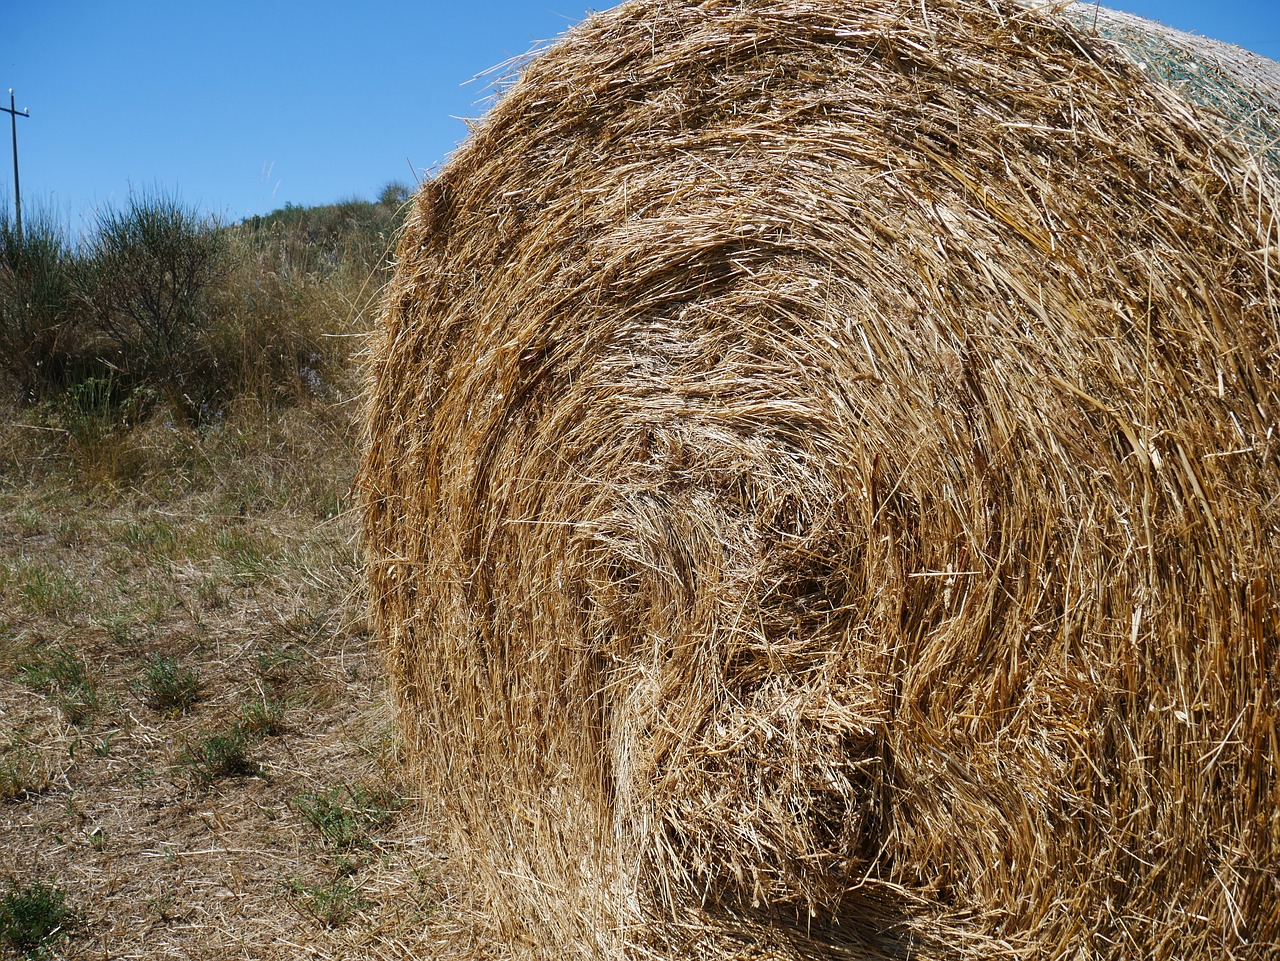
0,398,466,959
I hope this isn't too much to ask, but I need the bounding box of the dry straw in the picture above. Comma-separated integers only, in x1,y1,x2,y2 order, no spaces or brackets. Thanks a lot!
361,0,1280,957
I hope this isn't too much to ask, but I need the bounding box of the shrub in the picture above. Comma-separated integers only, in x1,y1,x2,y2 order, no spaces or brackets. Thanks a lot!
0,878,73,956
1,189,393,438
82,193,228,419
0,208,84,400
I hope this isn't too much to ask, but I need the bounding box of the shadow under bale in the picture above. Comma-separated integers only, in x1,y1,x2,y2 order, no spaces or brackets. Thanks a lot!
360,0,1280,957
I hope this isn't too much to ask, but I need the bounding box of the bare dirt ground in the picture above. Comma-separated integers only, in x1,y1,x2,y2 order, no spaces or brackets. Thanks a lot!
0,402,475,960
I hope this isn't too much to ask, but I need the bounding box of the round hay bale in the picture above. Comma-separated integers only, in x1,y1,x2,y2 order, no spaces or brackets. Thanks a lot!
1067,1,1280,176
360,0,1280,957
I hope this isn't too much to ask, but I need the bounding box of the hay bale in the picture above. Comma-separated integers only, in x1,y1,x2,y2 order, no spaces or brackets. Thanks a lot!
360,0,1280,956
1067,2,1280,175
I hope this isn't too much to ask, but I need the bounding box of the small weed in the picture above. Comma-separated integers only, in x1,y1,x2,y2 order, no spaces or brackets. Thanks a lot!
254,642,309,693
237,697,286,737
294,783,399,851
177,725,260,784
135,653,200,713
146,892,179,923
285,876,369,928
0,878,73,957
332,854,361,878
15,646,99,725
16,566,81,618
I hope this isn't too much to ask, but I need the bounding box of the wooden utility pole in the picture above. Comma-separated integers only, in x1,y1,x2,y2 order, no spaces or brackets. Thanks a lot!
2,89,30,243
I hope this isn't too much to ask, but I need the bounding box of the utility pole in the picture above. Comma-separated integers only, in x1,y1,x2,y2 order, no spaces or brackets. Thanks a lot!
2,89,30,243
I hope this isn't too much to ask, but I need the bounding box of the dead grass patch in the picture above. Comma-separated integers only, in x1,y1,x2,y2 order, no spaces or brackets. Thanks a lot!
0,398,464,959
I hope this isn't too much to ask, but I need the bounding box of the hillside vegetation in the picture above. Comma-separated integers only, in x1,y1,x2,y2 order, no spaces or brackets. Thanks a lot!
1,187,409,423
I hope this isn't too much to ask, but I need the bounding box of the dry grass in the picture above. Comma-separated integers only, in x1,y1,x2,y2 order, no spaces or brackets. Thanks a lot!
362,0,1280,958
0,400,473,960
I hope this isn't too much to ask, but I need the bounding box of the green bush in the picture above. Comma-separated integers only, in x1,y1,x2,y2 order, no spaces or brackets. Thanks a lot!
0,209,85,400
1,186,408,444
82,193,228,420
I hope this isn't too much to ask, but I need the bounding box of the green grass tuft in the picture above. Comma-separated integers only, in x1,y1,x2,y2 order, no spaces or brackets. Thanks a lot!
135,653,201,714
294,783,399,851
15,646,99,725
236,697,287,737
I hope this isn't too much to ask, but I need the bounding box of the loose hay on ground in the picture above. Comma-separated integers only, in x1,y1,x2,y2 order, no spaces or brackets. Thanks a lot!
361,1,1280,957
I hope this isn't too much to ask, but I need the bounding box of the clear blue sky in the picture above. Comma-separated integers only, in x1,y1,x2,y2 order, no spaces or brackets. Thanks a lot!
4,1,1278,231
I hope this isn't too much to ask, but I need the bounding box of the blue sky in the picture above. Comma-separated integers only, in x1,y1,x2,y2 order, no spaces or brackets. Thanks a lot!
4,1,1278,230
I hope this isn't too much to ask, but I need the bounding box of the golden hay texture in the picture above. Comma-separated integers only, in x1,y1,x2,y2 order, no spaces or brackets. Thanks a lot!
360,0,1280,957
